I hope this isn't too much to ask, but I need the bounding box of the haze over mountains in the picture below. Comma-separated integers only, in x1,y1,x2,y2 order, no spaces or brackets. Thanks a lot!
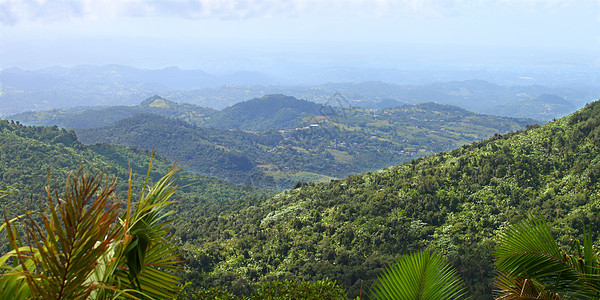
4,0,600,298
1,65,596,121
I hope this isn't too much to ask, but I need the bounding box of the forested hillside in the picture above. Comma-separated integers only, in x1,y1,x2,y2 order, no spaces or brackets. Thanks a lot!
75,101,535,188
0,119,263,223
175,100,600,298
202,94,325,131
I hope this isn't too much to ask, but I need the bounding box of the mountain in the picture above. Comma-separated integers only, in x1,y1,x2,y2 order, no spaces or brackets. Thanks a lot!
487,93,577,120
75,99,535,190
203,94,325,131
161,80,591,120
9,95,316,131
0,65,274,115
3,64,595,120
176,100,600,298
9,95,216,129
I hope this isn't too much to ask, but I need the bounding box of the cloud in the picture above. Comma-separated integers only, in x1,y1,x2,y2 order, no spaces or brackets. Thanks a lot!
0,0,588,26
0,0,87,26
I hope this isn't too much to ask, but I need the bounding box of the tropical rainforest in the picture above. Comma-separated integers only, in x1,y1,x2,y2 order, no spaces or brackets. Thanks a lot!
1,95,600,299
174,99,600,298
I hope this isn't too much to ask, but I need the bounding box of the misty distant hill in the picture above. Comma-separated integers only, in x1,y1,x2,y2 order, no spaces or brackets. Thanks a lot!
9,95,322,131
10,95,215,129
2,65,595,120
162,80,590,120
487,94,577,120
0,65,274,115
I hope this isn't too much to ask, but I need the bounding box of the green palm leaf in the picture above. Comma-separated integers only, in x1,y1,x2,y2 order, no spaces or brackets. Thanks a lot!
99,157,184,299
1,169,122,300
494,272,560,300
370,250,468,300
0,155,185,300
495,214,600,298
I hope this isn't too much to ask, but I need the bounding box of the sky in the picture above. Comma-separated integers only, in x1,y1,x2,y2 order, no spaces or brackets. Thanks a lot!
1,0,599,72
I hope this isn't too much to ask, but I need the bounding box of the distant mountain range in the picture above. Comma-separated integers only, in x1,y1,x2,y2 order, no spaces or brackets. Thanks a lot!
1,65,596,120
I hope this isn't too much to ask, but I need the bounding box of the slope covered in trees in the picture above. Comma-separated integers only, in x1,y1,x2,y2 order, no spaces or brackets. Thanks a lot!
0,119,262,221
175,100,600,298
75,101,535,188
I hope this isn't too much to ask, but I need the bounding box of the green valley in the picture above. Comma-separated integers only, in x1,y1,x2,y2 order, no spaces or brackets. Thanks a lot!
69,96,535,189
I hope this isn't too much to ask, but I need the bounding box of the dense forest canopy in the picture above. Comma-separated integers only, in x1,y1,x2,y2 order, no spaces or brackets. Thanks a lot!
174,100,600,298
0,118,265,222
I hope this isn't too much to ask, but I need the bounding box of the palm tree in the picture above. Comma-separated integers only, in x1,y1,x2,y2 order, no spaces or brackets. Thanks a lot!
369,250,468,299
0,157,183,299
494,214,600,299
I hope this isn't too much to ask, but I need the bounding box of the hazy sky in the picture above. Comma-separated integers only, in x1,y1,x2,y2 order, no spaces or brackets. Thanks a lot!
1,0,599,71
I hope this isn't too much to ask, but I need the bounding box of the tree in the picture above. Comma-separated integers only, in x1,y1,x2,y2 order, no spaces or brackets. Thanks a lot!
0,158,183,299
369,250,468,299
494,214,600,299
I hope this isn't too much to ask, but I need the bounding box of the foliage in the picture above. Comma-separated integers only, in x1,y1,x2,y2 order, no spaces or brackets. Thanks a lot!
249,279,347,300
0,159,184,299
189,287,240,300
177,100,600,298
494,214,600,299
0,118,263,226
370,250,467,300
188,280,347,300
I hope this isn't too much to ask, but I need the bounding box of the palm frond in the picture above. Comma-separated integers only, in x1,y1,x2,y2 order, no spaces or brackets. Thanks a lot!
494,272,560,300
112,159,184,298
0,168,123,300
495,214,600,298
370,250,468,300
0,157,184,299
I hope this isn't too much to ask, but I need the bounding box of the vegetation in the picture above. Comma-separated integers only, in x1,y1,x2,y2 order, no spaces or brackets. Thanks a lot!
494,214,600,299
189,279,347,300
0,118,267,258
369,250,467,300
73,98,534,188
4,93,600,299
175,100,600,298
0,159,183,299
201,95,325,131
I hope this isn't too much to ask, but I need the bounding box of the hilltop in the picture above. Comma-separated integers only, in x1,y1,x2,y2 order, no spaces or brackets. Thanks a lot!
3,65,593,121
204,94,325,131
